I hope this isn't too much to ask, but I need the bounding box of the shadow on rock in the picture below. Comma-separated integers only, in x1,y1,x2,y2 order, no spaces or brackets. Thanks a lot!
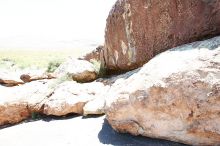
98,119,188,146
40,113,80,122
82,114,104,119
0,113,81,130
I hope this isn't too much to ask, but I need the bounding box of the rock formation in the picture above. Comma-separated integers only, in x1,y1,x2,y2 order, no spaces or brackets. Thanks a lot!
0,35,219,145
105,36,220,145
0,78,109,125
0,80,54,125
0,102,30,126
43,81,109,116
20,73,55,83
103,0,220,72
0,70,55,86
54,57,98,83
0,72,24,86
0,0,220,144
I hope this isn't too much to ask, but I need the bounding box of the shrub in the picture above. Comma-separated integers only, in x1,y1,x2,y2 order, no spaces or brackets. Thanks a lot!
47,60,62,73
31,112,41,120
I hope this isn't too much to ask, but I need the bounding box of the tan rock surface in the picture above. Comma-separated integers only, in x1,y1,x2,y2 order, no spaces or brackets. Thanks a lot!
43,81,108,116
0,79,109,125
0,77,110,125
20,73,55,83
103,0,220,72
105,36,220,145
54,57,98,83
0,72,24,86
83,96,106,116
0,79,56,125
0,102,30,126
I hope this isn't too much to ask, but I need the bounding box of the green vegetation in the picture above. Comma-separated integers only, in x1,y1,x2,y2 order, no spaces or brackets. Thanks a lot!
46,60,62,73
31,112,41,120
0,48,89,70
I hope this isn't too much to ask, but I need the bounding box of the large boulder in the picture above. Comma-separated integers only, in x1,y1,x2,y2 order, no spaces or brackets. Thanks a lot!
0,80,55,125
54,58,98,83
105,36,220,145
103,0,220,72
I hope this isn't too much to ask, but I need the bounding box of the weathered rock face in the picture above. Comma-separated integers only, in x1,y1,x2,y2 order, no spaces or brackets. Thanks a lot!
54,58,98,83
105,36,220,145
0,77,110,125
43,81,108,116
0,102,30,126
0,69,55,86
103,0,220,72
0,80,54,125
0,72,24,86
83,97,106,116
83,68,140,116
20,73,55,83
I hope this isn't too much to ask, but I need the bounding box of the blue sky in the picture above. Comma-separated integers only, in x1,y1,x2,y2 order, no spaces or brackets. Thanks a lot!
0,0,116,49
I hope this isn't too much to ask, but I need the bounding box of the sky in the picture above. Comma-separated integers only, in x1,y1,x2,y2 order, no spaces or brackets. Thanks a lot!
0,0,117,49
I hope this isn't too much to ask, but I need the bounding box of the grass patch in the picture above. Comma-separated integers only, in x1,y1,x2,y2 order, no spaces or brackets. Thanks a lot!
0,48,89,70
46,60,62,73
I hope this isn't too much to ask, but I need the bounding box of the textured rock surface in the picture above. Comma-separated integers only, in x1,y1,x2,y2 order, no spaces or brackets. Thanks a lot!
0,80,54,125
54,58,98,83
0,78,110,125
0,69,55,86
103,0,220,72
0,102,30,126
20,73,55,83
83,68,140,115
0,72,24,86
105,36,220,145
43,81,109,116
83,96,106,116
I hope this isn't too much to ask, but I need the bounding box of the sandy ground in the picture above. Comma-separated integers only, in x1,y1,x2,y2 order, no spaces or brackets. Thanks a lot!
0,115,186,146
